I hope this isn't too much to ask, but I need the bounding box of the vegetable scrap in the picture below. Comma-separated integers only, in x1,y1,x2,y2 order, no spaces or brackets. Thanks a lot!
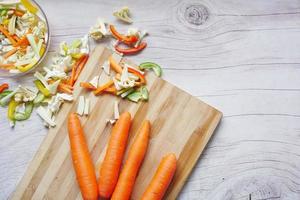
76,95,89,116
0,0,48,74
1,36,88,127
1,5,163,127
113,6,133,24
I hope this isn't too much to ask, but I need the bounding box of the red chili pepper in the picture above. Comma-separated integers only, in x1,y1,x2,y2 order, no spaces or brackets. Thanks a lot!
115,42,147,55
109,25,138,45
0,83,9,93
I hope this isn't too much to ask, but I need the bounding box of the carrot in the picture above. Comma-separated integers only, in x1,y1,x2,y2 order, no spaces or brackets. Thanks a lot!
0,63,15,70
69,55,86,86
141,153,177,200
80,82,96,90
74,55,89,82
13,9,25,17
13,35,20,42
58,83,73,94
111,120,151,200
103,86,117,94
0,25,17,46
14,36,29,47
68,113,98,200
3,48,18,59
109,55,123,74
98,112,131,198
93,80,114,96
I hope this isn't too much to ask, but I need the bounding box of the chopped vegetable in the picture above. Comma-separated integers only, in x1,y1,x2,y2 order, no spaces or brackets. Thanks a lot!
0,90,12,99
80,82,96,90
141,153,177,200
0,86,20,106
139,62,162,77
98,112,131,198
115,42,147,55
21,0,38,14
111,120,150,200
17,59,38,72
89,18,109,41
109,55,123,74
94,80,114,95
120,88,134,98
77,95,85,116
8,99,19,121
33,92,45,104
84,98,89,115
58,83,73,94
36,106,56,127
110,25,138,45
68,113,98,200
0,83,9,93
113,6,133,24
127,86,149,102
114,101,119,120
14,101,33,121
34,80,50,97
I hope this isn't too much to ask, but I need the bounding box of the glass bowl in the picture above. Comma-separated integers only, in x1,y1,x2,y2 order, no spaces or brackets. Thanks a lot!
0,0,50,78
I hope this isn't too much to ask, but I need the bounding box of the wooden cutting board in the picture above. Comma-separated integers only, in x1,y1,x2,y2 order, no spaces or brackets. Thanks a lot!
11,46,222,200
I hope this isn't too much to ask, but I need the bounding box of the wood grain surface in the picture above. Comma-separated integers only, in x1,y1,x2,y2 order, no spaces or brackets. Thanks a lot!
11,46,222,200
1,0,300,199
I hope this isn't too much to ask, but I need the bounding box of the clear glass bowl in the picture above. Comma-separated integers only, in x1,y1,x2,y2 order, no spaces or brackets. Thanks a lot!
0,0,50,78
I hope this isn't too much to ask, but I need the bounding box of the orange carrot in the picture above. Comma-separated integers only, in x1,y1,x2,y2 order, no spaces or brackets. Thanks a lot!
13,9,25,17
14,36,29,47
68,113,98,200
111,120,151,200
93,80,114,96
74,55,89,82
58,83,73,94
3,48,18,59
98,112,131,198
0,25,17,46
13,35,20,42
141,153,177,200
103,86,117,94
0,63,15,70
69,55,87,86
109,55,123,74
80,82,96,90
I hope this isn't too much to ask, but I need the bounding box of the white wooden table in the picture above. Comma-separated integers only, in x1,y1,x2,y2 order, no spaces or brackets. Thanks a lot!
1,0,300,199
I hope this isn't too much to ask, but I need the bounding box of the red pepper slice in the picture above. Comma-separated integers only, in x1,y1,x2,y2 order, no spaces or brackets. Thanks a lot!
0,83,9,93
115,42,147,55
109,25,138,45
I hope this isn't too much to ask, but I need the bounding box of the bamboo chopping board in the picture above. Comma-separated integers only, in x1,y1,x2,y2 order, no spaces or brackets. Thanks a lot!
11,46,222,200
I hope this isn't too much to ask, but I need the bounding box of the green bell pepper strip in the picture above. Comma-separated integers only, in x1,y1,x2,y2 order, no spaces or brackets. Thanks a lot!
127,91,142,103
34,80,51,97
14,102,34,121
0,90,12,99
126,86,149,102
139,62,162,77
7,99,19,121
